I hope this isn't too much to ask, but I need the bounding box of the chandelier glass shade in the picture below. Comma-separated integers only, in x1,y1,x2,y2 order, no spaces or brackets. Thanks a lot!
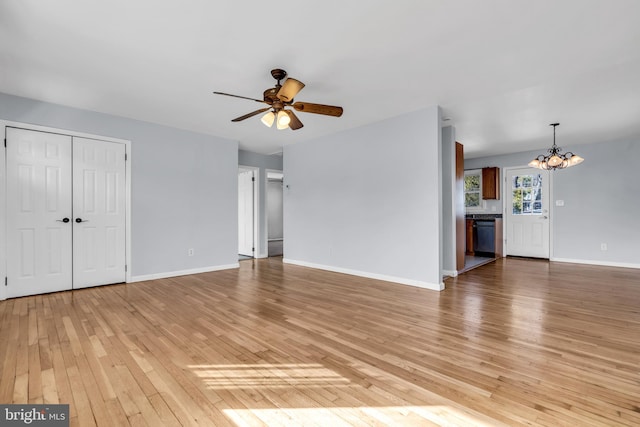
529,123,584,170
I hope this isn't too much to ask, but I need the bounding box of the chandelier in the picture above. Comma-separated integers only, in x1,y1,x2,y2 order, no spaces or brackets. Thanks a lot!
528,123,584,170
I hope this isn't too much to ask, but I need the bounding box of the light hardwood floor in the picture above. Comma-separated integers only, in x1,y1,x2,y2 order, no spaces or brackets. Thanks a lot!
1,257,639,426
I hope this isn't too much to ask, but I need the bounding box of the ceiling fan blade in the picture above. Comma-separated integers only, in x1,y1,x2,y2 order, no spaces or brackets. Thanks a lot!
231,107,271,122
277,78,305,102
292,102,343,117
213,91,267,103
285,110,304,130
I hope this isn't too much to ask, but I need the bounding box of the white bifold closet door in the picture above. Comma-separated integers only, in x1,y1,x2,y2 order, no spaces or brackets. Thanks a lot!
6,128,126,298
72,137,126,289
6,128,73,297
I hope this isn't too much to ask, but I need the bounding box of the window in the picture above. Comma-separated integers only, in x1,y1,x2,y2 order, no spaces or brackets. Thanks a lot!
464,170,484,210
512,173,543,215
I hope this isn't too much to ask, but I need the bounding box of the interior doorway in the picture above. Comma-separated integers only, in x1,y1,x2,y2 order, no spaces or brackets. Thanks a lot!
266,170,283,257
238,166,258,260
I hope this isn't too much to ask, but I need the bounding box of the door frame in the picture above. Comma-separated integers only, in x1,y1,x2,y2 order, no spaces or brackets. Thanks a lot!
238,165,259,259
502,165,555,259
265,169,284,257
0,120,132,301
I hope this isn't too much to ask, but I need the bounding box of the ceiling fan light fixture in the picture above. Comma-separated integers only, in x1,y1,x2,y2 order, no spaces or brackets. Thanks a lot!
276,110,290,130
261,111,275,127
214,68,343,131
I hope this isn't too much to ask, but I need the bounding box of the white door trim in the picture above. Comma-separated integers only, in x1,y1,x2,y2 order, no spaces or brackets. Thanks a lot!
266,169,284,258
502,165,554,259
0,120,132,301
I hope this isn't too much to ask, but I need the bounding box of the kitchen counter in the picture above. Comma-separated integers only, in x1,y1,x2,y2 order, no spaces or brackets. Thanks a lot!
466,213,502,220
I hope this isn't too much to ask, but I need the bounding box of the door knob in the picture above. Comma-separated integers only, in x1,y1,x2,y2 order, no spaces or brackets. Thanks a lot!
56,217,70,223
542,216,548,219
75,218,88,223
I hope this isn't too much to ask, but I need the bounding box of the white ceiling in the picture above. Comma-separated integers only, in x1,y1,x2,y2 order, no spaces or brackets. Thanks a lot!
1,0,639,158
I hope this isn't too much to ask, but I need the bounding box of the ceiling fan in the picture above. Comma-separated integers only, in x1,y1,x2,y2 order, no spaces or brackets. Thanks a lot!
213,68,343,131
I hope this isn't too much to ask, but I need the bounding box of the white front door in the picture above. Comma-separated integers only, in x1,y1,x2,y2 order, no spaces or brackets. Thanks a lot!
6,128,73,298
72,137,126,288
505,167,550,258
238,169,254,257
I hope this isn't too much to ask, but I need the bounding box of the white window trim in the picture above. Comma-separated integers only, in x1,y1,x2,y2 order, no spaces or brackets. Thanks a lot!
464,169,486,212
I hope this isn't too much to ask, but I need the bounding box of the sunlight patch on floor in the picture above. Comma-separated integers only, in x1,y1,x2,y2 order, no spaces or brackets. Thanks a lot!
223,405,497,427
189,364,500,425
188,363,350,389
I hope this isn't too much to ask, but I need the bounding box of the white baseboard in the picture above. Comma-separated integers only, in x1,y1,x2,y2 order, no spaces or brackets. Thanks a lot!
129,263,239,283
282,258,444,291
551,257,640,270
442,269,458,277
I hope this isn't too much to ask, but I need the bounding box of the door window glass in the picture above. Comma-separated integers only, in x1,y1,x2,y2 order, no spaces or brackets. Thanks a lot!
512,174,542,215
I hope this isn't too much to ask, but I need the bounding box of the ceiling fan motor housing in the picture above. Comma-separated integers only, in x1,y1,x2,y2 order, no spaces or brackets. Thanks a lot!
270,68,287,82
263,88,280,104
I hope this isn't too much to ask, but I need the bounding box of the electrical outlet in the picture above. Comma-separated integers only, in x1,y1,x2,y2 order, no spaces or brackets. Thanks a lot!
555,200,565,206
600,243,607,251
188,248,194,256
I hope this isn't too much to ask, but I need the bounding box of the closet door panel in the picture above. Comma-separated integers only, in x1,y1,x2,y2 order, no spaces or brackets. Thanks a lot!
6,128,73,297
72,137,126,288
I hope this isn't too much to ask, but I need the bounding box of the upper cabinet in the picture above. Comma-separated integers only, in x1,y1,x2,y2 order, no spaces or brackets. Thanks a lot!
482,167,500,200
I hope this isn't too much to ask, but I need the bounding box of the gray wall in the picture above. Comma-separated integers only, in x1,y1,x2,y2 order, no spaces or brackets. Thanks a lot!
238,150,283,257
466,138,640,266
0,92,239,278
284,106,443,290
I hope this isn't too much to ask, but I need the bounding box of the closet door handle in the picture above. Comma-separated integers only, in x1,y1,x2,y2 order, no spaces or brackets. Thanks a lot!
75,218,88,223
56,217,70,223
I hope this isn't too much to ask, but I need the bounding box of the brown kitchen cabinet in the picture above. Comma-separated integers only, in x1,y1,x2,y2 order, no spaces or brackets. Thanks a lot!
494,218,503,258
465,219,475,255
482,167,500,200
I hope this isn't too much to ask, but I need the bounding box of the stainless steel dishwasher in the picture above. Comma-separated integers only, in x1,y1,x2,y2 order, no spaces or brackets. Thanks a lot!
474,220,495,254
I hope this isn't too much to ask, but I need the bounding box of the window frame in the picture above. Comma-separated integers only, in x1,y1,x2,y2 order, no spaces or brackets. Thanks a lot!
464,169,486,212
511,172,544,216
